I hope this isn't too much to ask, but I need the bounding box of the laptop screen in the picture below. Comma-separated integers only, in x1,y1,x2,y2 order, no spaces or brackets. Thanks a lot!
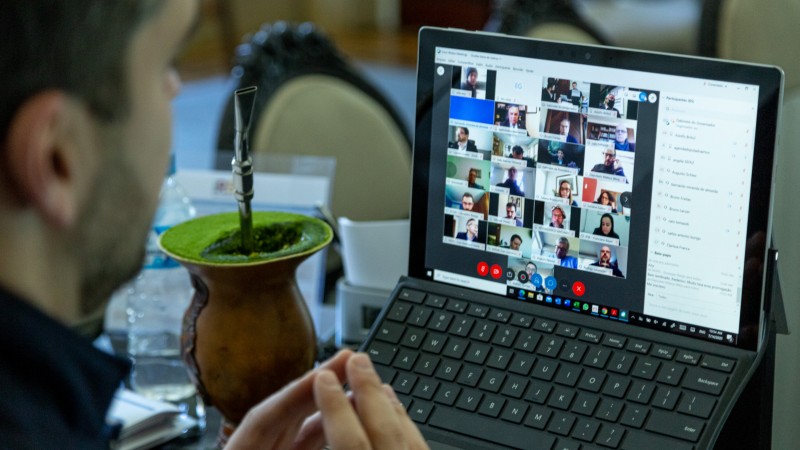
409,28,782,352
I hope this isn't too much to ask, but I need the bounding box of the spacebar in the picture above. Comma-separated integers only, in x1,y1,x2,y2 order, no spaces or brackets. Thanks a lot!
428,408,555,450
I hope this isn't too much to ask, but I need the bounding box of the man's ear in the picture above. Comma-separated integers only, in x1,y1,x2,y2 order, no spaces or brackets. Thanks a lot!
4,91,91,228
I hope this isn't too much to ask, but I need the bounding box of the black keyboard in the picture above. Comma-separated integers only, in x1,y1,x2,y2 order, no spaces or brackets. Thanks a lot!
364,288,736,450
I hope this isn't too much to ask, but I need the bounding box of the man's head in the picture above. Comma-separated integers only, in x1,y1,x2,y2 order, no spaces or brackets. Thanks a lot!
509,234,522,250
599,245,612,264
615,124,628,144
461,193,474,210
604,93,615,107
468,168,479,184
557,149,565,160
525,261,537,276
555,237,570,260
572,82,577,89
511,145,524,159
466,68,478,86
603,149,617,167
507,167,518,180
0,1,197,329
559,118,571,136
466,218,478,235
551,205,565,227
506,106,520,125
505,202,517,219
457,126,469,143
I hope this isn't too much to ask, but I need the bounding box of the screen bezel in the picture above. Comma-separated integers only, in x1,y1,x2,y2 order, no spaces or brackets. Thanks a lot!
408,27,783,352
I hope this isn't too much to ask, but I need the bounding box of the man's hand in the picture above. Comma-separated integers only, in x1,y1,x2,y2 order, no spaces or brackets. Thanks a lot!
225,349,428,449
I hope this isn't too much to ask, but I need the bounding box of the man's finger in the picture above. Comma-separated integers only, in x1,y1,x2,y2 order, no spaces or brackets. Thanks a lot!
347,353,407,448
314,369,372,449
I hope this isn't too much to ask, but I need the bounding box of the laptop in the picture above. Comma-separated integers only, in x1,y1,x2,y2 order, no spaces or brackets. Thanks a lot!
360,27,783,450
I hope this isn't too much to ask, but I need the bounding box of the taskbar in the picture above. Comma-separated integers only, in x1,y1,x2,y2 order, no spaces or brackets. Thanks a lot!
506,286,738,346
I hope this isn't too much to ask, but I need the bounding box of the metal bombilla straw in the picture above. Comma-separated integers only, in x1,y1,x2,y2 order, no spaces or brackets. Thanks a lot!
232,86,258,253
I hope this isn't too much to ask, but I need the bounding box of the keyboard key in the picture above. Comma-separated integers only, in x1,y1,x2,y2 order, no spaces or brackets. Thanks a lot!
675,349,701,365
442,337,468,359
445,299,467,313
602,375,630,398
477,394,505,417
532,358,559,381
700,354,736,373
387,302,411,322
366,341,397,365
595,424,625,448
595,398,624,423
537,336,565,358
464,342,490,365
577,369,607,393
393,349,418,370
514,330,542,353
571,392,599,416
421,332,448,354
602,334,627,349
534,318,557,333
631,357,660,380
470,322,496,342
645,409,705,442
626,339,651,354
466,303,489,318
413,354,439,376
556,323,580,338
607,352,636,374
400,328,426,349
434,359,461,381
572,418,600,442
524,405,552,429
412,378,439,400
627,380,656,404
454,388,483,411
500,400,529,424
398,289,425,304
548,387,575,410
424,294,447,308
375,321,404,344
433,383,460,406
500,375,529,399
449,317,475,337
561,341,588,363
456,365,482,387
511,313,533,328
407,399,434,423
393,372,418,395
677,392,716,418
492,326,519,347
579,329,603,344
525,381,552,404
650,344,676,360
584,346,612,369
486,347,513,370
408,306,433,327
555,363,583,387
428,311,453,332
509,353,536,376
656,362,685,386
621,430,693,450
553,439,581,450
478,369,505,393
489,309,510,323
652,386,680,410
620,405,649,428
683,367,728,395
374,364,397,384
429,407,556,450
548,412,577,436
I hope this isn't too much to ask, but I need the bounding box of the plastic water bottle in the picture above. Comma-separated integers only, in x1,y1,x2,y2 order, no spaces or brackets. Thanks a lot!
124,155,205,429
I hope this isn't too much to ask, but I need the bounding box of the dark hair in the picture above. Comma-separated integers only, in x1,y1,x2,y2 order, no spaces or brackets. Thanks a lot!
600,213,615,233
459,126,470,136
512,145,524,155
510,234,522,243
462,192,474,201
0,1,163,141
596,190,616,204
466,67,478,76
